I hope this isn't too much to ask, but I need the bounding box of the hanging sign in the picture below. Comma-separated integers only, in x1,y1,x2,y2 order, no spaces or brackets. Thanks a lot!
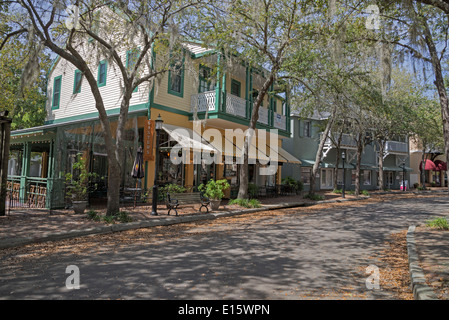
143,119,155,161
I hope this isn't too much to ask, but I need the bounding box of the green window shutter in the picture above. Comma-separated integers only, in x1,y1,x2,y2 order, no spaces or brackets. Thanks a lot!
97,60,107,87
52,75,62,110
73,70,82,94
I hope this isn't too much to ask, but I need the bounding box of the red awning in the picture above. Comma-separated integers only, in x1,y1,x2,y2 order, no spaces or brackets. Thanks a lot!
434,160,447,171
420,160,437,171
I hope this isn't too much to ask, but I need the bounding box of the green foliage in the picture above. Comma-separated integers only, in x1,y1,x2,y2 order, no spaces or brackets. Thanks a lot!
333,189,342,194
199,179,230,200
228,198,261,208
304,194,325,201
426,217,449,230
248,183,258,198
282,177,304,193
159,184,186,201
361,190,370,196
65,154,98,201
86,210,132,224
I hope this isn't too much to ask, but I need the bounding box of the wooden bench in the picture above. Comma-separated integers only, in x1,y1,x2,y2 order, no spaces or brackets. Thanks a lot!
166,192,210,216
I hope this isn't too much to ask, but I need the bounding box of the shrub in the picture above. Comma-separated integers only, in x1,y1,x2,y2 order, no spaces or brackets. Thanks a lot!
86,210,133,224
304,194,325,201
426,217,449,230
248,183,258,198
361,190,370,196
228,198,262,208
199,179,230,200
282,177,304,194
333,189,342,194
87,210,100,221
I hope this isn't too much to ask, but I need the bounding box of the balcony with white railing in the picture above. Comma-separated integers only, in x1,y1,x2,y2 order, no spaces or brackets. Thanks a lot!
190,91,289,132
226,94,247,118
273,113,286,130
323,132,357,149
385,140,408,154
190,90,216,113
257,107,269,125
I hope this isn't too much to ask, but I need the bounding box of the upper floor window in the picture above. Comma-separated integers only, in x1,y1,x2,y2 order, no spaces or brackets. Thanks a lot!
199,65,215,93
231,79,241,97
52,75,62,110
73,70,82,94
303,120,311,137
97,60,107,87
168,59,184,97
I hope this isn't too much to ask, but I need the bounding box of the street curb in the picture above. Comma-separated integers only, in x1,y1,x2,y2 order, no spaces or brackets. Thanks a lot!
0,197,371,250
406,225,439,300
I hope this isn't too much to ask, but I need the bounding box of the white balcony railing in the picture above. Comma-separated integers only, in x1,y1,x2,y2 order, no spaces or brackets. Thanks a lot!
190,91,216,113
385,141,408,154
273,113,286,130
226,94,247,118
323,132,357,149
257,107,269,125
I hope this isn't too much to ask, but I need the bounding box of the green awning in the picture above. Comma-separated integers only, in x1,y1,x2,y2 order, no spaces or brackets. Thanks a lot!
383,166,413,172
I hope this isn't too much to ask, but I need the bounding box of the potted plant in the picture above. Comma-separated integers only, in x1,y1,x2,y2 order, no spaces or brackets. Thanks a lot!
198,179,230,210
65,153,97,214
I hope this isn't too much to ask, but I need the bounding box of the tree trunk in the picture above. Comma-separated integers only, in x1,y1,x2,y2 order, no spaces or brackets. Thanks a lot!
377,139,385,191
333,132,343,190
355,132,363,197
238,73,275,199
309,105,338,196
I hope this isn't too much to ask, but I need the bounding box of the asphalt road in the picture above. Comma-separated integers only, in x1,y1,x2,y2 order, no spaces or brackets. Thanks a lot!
0,195,448,300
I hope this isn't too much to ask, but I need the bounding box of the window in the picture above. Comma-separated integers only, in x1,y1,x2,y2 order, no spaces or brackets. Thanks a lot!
231,79,241,97
198,65,215,93
52,75,62,109
363,170,371,185
252,89,262,106
303,121,311,137
126,49,140,92
97,60,107,87
168,59,184,97
73,70,82,94
301,167,311,185
351,170,357,185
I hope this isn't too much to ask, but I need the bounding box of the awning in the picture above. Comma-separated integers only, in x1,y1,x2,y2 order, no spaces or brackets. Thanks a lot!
162,124,216,153
383,166,413,172
420,160,437,171
434,160,447,171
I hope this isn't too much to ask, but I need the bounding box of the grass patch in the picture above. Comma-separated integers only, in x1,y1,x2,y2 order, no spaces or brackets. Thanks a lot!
228,198,262,208
86,210,133,224
426,217,449,230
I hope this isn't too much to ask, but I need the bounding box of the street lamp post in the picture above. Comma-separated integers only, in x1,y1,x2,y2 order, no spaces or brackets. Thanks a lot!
402,161,406,192
151,114,163,216
342,151,346,198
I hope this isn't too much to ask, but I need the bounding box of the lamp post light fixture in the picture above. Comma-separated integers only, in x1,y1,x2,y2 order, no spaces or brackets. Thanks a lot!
341,150,346,198
151,114,163,216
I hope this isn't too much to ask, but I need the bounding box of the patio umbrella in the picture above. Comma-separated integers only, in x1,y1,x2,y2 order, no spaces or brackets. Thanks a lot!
131,146,145,207
434,160,447,171
420,159,437,171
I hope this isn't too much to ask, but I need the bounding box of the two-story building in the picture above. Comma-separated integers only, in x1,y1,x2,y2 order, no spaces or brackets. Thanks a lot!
282,111,411,191
7,11,299,209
